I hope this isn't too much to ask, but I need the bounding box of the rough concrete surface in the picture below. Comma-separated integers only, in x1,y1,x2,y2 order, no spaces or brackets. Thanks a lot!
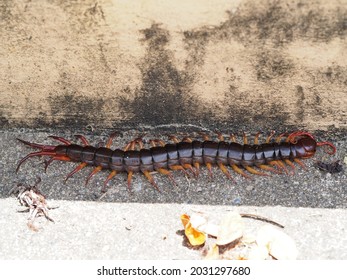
0,0,347,260
1,199,347,260
1,0,346,130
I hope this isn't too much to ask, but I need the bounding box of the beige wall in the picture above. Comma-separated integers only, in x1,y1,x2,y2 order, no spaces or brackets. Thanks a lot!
1,0,346,130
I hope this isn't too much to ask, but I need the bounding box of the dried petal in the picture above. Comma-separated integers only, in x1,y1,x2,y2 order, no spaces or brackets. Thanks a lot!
248,245,269,260
256,225,298,260
204,244,220,260
180,214,206,246
216,212,244,246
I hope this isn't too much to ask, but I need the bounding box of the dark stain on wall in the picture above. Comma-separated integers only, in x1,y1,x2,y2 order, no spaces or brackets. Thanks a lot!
48,92,105,128
256,51,294,81
118,23,203,126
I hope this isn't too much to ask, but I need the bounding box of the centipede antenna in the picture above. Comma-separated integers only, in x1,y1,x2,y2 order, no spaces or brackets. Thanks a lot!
17,138,56,151
317,141,336,155
16,151,56,173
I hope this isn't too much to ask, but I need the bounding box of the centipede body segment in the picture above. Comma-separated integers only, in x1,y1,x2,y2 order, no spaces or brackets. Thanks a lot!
16,131,336,192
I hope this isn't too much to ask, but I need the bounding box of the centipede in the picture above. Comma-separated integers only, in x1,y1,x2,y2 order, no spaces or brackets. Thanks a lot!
16,131,336,192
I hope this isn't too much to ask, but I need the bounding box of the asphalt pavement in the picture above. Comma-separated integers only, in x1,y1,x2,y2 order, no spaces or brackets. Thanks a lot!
0,128,346,259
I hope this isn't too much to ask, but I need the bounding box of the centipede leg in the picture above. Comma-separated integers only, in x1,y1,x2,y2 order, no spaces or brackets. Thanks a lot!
294,158,307,170
85,166,103,185
243,132,248,144
43,155,71,173
258,164,281,174
193,162,200,177
266,131,275,143
168,135,180,144
65,162,88,183
106,132,118,148
157,168,177,186
284,159,296,174
230,133,237,142
127,171,134,192
244,166,270,176
231,164,252,179
269,160,289,174
103,170,117,187
205,162,213,178
182,163,197,177
74,135,90,146
218,162,235,182
217,132,224,141
142,170,160,192
169,165,190,177
254,132,261,145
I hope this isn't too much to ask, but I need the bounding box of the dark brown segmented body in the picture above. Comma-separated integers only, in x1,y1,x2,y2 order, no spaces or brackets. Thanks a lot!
16,131,336,191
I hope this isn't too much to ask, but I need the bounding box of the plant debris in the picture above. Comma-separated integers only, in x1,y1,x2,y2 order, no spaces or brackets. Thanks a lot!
180,211,297,260
9,178,57,231
316,160,343,174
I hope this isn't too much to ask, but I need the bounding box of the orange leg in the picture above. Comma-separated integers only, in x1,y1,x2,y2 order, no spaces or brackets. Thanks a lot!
218,162,235,182
182,137,193,143
269,160,289,174
127,171,134,192
217,132,224,141
294,158,307,170
106,132,118,148
258,164,281,174
199,133,210,141
169,165,190,177
85,166,103,185
230,133,237,143
142,170,160,192
193,162,200,177
43,155,71,172
157,168,177,186
254,132,261,145
150,139,165,147
205,162,213,178
243,132,248,144
103,170,117,187
182,163,197,177
266,131,275,143
169,135,180,143
65,162,88,183
231,164,252,179
244,166,269,176
276,133,287,143
284,159,296,174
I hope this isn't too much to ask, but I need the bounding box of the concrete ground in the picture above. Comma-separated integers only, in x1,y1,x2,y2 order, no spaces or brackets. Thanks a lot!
0,128,346,259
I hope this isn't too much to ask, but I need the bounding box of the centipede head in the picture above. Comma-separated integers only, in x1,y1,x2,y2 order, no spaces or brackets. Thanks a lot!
287,131,336,158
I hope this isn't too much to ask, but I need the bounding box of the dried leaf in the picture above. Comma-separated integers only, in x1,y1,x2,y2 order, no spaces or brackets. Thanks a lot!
204,244,220,260
256,225,298,260
248,245,269,260
216,212,244,246
180,214,206,246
